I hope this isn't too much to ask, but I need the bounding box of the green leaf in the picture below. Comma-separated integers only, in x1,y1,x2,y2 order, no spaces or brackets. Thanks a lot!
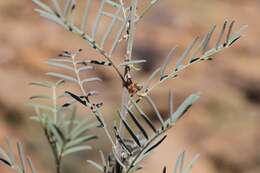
28,103,54,112
46,61,74,71
29,81,52,88
65,135,97,149
92,0,105,39
34,9,64,26
119,60,147,66
160,46,178,79
144,135,167,155
131,99,157,133
81,0,93,31
27,157,37,173
55,80,65,86
202,24,216,53
87,160,104,172
109,14,129,56
225,21,235,45
173,151,185,173
118,111,141,147
0,157,11,167
143,67,161,90
63,0,74,17
171,93,200,124
113,125,132,155
126,106,149,140
5,138,15,166
179,151,185,173
81,77,102,85
51,0,63,16
30,95,52,100
47,72,77,83
101,8,122,47
182,154,200,173
32,0,53,14
0,147,10,164
62,145,92,156
176,37,198,69
48,58,73,63
106,0,121,8
145,95,164,125
77,66,93,73
228,25,248,46
99,150,106,166
48,123,65,146
71,120,98,139
216,21,227,49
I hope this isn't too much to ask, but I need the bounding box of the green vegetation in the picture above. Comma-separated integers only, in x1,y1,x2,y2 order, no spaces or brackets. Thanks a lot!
0,0,247,173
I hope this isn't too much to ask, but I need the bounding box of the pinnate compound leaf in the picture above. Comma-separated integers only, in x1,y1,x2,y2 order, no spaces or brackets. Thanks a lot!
126,106,149,140
118,111,141,147
131,99,157,133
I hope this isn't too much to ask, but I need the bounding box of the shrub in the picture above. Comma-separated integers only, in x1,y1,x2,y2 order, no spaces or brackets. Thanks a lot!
0,1,247,173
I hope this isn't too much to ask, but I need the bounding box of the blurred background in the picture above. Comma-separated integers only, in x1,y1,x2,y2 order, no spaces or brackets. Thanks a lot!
0,0,259,173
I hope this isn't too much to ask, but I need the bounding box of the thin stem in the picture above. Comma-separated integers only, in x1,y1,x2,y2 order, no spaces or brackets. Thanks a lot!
118,0,138,146
71,54,116,147
143,47,224,97
116,2,138,172
44,128,61,173
42,85,62,173
56,144,65,173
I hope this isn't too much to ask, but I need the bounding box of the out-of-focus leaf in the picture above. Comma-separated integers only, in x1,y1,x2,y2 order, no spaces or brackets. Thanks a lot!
46,61,74,71
32,0,53,14
47,72,77,83
65,135,97,148
87,160,104,172
62,145,92,156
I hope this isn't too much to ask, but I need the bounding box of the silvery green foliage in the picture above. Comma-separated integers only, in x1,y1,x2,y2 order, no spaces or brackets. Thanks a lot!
0,0,247,173
0,139,37,173
29,80,98,173
162,152,200,173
